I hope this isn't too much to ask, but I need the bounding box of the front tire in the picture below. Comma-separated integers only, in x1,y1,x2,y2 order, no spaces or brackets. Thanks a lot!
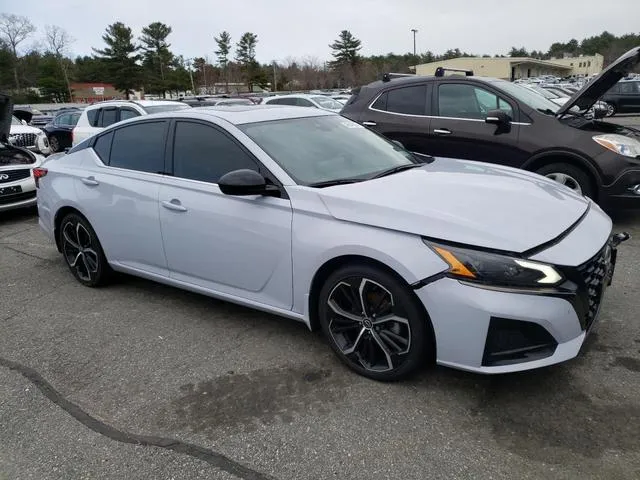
48,135,60,153
59,213,111,287
536,163,594,198
604,102,617,117
318,264,432,381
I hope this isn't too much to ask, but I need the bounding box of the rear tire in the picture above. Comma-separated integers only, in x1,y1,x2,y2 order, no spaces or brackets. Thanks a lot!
59,213,111,287
318,263,433,381
604,102,617,117
536,163,594,198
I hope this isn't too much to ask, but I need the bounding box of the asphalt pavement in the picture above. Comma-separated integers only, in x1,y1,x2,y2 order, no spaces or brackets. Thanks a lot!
1,207,640,480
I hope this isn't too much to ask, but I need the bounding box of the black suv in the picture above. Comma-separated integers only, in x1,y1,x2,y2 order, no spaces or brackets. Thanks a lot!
342,47,640,209
601,80,640,116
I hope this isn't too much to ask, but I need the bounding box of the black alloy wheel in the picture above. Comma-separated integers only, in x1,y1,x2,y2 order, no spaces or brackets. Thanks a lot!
59,213,110,287
318,264,432,381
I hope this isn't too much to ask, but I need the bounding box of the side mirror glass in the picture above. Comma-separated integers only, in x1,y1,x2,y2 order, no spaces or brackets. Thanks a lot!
485,110,511,125
218,169,280,197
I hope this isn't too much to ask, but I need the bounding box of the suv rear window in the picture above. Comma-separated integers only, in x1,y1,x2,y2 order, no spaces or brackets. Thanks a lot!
87,109,99,127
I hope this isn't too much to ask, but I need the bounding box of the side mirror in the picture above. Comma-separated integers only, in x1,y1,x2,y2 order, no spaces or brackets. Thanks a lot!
485,110,511,125
218,169,280,197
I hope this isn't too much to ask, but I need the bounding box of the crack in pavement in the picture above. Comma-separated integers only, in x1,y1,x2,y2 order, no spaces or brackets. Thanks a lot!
2,244,57,262
0,356,278,480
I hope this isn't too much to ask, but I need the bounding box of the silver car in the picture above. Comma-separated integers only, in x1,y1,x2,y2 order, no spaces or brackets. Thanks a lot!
36,105,628,381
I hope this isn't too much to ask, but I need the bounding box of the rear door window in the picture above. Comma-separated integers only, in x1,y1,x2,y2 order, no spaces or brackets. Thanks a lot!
384,85,427,115
108,121,167,173
119,108,141,121
100,108,118,127
87,109,99,126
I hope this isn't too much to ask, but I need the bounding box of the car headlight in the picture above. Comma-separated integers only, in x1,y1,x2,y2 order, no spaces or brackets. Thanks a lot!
426,241,563,287
593,134,640,159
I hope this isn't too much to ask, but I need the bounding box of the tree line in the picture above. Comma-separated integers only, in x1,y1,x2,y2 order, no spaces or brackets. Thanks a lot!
1,12,639,104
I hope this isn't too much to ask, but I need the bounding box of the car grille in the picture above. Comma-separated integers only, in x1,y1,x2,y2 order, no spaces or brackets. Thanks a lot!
0,190,36,205
0,169,31,184
9,133,37,148
576,242,612,330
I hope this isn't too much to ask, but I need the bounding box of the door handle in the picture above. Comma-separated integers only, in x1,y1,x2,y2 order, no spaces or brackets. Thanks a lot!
362,121,377,126
161,199,188,212
433,128,452,135
81,176,99,186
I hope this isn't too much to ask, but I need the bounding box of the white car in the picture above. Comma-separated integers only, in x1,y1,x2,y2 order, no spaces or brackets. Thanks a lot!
332,95,353,105
36,105,627,381
10,111,50,154
72,99,192,146
1,96,48,212
262,94,344,112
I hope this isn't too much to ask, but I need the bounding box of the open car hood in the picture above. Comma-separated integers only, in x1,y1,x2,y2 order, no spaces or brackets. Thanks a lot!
556,46,640,116
0,93,11,142
12,108,33,124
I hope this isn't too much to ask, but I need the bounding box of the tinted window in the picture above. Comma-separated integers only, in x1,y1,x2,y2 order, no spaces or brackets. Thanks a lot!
109,122,166,173
55,114,71,125
438,84,512,119
371,92,388,110
120,108,140,121
620,82,640,94
93,131,113,163
70,112,81,126
100,108,118,127
87,109,99,126
296,98,315,107
173,121,258,183
385,85,427,115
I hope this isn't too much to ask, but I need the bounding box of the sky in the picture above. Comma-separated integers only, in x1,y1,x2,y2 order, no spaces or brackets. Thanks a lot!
8,0,640,64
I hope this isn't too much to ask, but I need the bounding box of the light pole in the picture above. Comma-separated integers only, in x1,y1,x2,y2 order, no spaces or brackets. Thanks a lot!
411,29,418,57
186,58,196,95
272,61,277,93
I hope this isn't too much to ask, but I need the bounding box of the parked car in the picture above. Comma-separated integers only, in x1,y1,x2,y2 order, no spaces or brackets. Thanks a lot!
1,94,48,212
262,94,344,112
523,84,569,106
341,47,640,209
42,110,82,153
332,94,353,105
13,106,54,127
601,80,640,116
36,105,628,381
9,109,50,155
72,99,192,146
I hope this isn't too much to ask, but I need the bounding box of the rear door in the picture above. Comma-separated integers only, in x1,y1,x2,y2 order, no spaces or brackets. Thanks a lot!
358,83,432,153
618,81,640,113
76,121,169,276
424,81,527,166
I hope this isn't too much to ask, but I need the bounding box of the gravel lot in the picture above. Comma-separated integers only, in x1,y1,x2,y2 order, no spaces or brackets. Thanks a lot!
1,206,640,480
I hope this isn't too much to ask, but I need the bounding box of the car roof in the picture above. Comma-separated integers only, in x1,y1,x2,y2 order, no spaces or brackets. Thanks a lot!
136,105,335,125
87,99,184,108
364,74,502,90
266,93,324,99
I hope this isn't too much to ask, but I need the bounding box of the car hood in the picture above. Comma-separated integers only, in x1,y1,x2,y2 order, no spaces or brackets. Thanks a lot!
557,46,640,115
316,159,590,253
10,123,42,135
0,93,11,142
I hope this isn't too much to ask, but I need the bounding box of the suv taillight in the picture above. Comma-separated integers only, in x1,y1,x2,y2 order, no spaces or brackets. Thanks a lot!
33,167,48,188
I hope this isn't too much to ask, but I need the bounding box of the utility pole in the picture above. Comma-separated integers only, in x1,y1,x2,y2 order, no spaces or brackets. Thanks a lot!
186,58,195,95
272,61,277,93
411,29,418,57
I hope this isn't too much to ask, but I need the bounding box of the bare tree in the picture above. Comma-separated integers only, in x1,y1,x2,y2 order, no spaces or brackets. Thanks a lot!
45,25,75,101
0,13,36,89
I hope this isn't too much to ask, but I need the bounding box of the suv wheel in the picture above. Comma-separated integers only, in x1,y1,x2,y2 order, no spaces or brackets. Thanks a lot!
536,163,593,198
318,263,432,381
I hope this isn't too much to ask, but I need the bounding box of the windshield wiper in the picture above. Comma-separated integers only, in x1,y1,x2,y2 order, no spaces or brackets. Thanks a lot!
308,178,363,188
370,163,423,179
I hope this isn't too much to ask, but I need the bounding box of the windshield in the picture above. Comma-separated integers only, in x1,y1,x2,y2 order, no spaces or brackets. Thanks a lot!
11,115,22,125
311,96,343,110
492,81,562,114
239,115,417,185
143,103,192,114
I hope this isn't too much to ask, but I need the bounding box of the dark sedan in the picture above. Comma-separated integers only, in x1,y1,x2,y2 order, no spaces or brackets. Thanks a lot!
42,110,82,153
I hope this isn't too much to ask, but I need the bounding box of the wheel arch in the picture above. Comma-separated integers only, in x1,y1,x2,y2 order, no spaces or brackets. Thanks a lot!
307,254,436,355
53,205,88,252
522,151,601,200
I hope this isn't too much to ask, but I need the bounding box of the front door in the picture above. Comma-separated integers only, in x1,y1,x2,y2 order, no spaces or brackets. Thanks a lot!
424,82,527,167
158,120,293,310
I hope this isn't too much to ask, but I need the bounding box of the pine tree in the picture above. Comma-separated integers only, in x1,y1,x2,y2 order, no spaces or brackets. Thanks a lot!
140,22,174,97
214,31,232,92
235,32,258,91
93,22,141,99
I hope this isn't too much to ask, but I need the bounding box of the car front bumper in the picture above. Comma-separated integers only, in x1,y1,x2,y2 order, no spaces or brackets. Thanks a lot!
415,236,622,374
0,169,37,212
601,168,640,209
